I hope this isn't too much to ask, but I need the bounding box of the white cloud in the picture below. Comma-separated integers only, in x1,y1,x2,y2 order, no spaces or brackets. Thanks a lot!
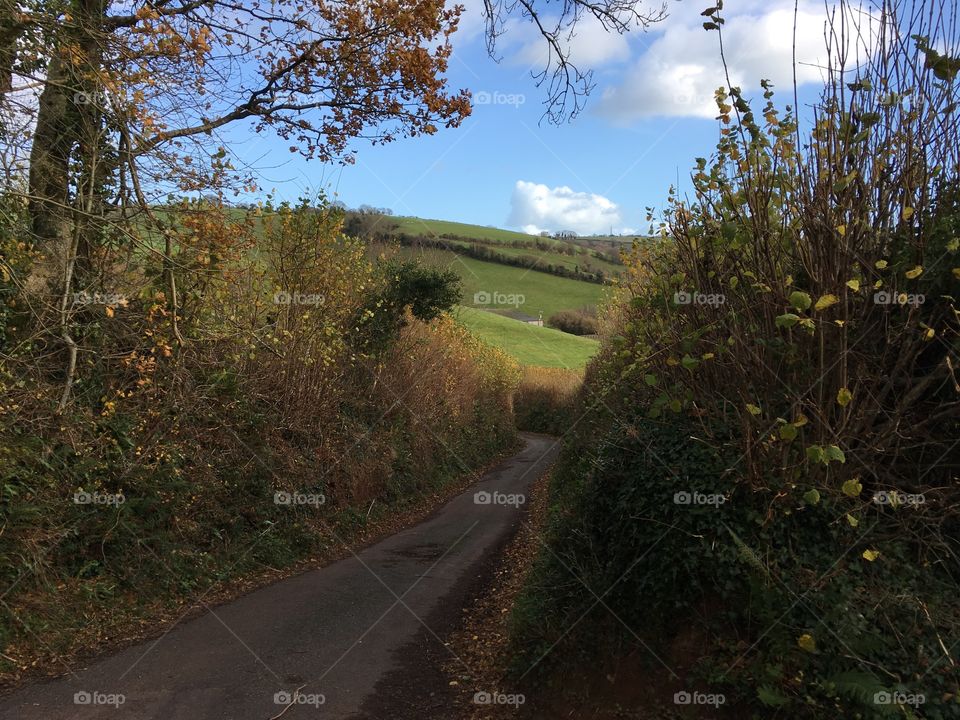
506,13,632,70
596,1,884,122
509,180,622,235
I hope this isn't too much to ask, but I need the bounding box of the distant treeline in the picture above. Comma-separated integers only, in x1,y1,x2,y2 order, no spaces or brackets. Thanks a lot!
397,233,614,284
342,211,620,284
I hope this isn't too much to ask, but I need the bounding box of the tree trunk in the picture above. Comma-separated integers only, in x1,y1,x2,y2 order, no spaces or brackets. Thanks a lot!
27,54,76,265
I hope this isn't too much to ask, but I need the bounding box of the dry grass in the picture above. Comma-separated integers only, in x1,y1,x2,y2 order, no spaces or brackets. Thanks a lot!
513,366,582,435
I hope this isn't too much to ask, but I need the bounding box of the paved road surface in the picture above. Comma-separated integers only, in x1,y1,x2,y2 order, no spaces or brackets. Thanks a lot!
0,433,558,720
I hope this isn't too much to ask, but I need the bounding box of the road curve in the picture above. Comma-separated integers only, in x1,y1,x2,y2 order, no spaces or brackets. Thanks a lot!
0,433,558,720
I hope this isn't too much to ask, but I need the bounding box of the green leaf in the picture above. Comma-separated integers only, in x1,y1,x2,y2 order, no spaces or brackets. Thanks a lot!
779,423,798,441
643,374,658,387
803,489,821,506
789,291,812,311
797,633,816,652
837,387,853,407
806,445,825,463
681,354,700,370
775,313,800,328
825,445,846,463
757,685,790,707
746,403,762,416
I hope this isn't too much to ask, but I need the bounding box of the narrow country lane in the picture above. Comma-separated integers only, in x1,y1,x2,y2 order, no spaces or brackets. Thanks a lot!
0,433,559,720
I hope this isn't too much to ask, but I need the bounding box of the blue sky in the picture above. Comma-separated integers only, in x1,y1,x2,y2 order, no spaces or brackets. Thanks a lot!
232,0,853,235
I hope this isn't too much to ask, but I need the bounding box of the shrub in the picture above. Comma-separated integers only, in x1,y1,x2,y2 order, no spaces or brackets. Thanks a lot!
510,4,960,717
546,306,598,335
0,198,518,678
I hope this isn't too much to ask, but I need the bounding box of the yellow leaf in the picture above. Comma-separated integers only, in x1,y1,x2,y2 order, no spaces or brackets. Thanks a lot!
834,319,846,327
953,268,960,280
815,294,839,311
875,260,888,269
902,207,914,220
842,478,862,497
837,387,853,407
105,306,115,318
845,279,860,291
862,549,880,562
846,513,859,527
925,327,935,340
746,403,762,416
837,224,846,236
905,265,923,279
797,633,816,652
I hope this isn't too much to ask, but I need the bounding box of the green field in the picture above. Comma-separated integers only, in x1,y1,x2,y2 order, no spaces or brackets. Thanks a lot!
387,246,609,319
456,307,599,369
391,216,547,244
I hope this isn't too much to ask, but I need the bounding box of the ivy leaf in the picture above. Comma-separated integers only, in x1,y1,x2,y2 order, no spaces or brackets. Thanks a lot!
803,488,821,506
814,294,839,311
837,387,853,407
806,445,825,463
789,291,812,311
862,549,880,562
797,633,817,652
